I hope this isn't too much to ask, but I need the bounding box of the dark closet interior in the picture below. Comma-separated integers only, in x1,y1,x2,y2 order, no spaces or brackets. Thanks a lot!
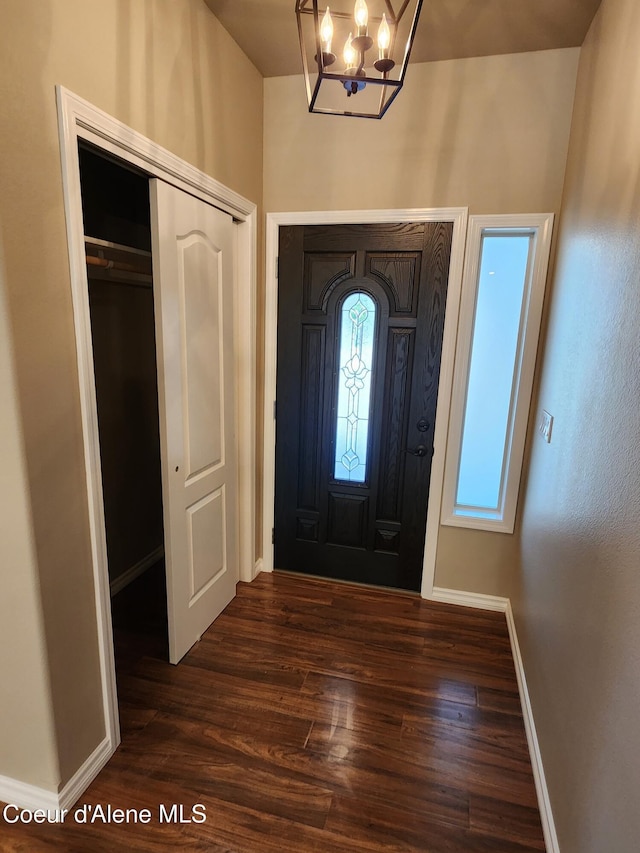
79,144,168,669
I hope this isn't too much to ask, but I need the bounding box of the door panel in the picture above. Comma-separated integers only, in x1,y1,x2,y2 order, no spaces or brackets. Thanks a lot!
150,179,238,663
180,237,224,477
274,223,452,592
187,487,225,598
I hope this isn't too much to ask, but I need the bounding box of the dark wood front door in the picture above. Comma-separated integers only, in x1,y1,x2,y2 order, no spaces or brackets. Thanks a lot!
274,222,452,592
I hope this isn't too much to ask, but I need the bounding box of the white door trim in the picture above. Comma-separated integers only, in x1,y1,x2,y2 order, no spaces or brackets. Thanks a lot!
263,208,468,598
56,87,257,767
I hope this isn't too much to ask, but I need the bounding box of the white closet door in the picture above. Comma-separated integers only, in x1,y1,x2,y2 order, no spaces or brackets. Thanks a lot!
150,179,238,664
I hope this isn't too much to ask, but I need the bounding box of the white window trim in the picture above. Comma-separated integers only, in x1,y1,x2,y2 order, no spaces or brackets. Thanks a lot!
441,213,554,533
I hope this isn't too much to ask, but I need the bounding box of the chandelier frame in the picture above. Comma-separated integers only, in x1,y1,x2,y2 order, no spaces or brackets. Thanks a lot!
295,0,424,119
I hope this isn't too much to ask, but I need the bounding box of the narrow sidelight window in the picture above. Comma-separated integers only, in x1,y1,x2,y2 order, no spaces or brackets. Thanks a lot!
334,291,376,483
442,215,553,532
456,233,531,510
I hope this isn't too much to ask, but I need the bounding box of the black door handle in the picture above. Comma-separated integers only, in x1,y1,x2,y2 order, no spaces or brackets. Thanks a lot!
406,444,428,458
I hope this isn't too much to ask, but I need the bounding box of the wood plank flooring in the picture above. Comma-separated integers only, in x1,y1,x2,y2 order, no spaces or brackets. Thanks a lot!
1,571,545,852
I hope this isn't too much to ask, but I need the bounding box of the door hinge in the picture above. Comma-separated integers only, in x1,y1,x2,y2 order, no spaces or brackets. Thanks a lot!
272,527,275,545
276,255,279,279
273,399,277,420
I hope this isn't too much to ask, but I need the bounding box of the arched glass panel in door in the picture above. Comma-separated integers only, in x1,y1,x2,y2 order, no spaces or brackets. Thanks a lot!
334,291,377,483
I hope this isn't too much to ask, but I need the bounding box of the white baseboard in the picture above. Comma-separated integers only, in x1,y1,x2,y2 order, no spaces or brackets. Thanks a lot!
58,736,114,811
505,602,560,853
0,774,59,812
253,558,264,578
109,545,164,597
431,586,509,612
0,735,114,813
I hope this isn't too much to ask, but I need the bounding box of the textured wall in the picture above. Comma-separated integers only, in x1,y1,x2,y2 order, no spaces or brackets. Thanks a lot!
0,236,60,791
516,0,640,849
264,49,578,216
0,0,262,789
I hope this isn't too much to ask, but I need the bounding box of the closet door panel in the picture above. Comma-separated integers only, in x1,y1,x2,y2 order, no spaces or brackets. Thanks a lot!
150,179,238,664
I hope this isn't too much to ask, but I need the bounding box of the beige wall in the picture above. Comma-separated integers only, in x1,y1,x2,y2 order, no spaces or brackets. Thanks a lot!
264,48,580,596
264,48,579,215
0,235,60,791
436,527,523,598
516,0,640,849
0,0,262,789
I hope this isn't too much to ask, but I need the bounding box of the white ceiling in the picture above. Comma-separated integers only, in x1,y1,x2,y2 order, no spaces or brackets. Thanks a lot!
204,0,602,78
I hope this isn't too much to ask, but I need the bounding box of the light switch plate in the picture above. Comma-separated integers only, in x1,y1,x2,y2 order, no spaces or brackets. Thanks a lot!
539,410,553,443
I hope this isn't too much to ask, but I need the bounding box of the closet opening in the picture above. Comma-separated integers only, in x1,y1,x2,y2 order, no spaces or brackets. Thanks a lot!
79,143,169,681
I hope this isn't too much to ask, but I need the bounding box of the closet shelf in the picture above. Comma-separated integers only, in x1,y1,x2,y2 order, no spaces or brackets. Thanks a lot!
85,235,151,257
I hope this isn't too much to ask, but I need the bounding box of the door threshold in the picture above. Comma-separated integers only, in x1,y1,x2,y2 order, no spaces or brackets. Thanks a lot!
273,568,421,598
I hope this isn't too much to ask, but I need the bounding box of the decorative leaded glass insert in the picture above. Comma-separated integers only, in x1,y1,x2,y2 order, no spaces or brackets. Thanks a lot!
334,291,376,483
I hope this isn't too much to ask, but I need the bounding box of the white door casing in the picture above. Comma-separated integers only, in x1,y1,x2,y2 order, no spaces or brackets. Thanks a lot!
151,179,238,663
263,209,468,598
56,88,255,804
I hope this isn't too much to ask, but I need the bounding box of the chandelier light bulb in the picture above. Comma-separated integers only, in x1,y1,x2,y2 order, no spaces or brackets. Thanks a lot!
320,7,334,53
354,0,369,35
343,32,356,68
378,13,391,54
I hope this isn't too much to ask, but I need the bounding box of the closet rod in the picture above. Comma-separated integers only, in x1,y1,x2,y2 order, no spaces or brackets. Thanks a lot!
86,255,148,275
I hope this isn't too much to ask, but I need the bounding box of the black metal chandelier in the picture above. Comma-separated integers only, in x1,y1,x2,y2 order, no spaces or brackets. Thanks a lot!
295,0,423,119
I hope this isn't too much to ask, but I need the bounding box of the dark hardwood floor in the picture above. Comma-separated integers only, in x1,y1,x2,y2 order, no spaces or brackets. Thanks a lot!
1,571,545,852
